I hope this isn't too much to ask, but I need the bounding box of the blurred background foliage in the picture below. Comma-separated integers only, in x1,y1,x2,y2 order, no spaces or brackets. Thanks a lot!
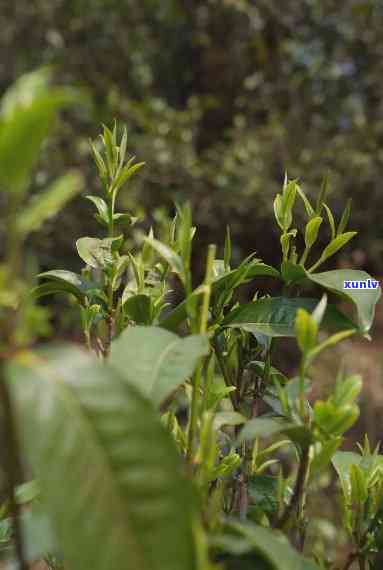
1,0,382,280
1,2,383,560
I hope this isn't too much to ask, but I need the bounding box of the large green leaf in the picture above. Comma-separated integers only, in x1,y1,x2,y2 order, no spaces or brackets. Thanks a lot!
160,262,279,332
222,297,356,337
0,68,80,195
110,326,209,406
16,171,83,236
6,346,197,570
306,269,381,333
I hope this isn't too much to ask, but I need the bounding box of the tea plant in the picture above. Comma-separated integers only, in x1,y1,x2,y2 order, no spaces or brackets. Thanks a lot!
2,110,383,570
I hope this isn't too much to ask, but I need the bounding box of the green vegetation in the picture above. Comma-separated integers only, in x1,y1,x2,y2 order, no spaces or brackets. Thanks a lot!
1,70,383,570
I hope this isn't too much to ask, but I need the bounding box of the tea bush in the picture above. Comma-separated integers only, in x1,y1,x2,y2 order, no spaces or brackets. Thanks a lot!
1,70,382,570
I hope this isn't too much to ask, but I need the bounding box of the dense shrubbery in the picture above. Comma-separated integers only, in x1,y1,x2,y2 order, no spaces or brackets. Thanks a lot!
1,70,383,570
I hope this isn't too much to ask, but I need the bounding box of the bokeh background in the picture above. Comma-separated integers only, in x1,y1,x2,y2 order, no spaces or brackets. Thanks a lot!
2,0,383,444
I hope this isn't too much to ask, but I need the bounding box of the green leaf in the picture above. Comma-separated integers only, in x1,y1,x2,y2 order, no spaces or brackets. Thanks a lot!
248,475,278,515
123,294,152,325
16,171,83,236
296,185,315,218
332,451,362,493
110,326,209,406
322,204,336,240
0,68,81,195
144,237,184,276
306,269,381,333
310,438,343,477
281,261,306,284
295,309,317,354
222,297,356,338
7,347,197,570
76,237,115,269
273,194,284,230
337,198,352,236
112,161,145,194
86,195,110,225
319,232,357,263
304,216,322,249
350,464,368,503
35,270,96,303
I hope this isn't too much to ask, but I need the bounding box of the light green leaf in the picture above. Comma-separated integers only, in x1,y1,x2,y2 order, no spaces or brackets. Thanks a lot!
110,326,209,406
85,195,110,225
306,269,381,333
337,198,352,236
322,204,336,240
332,451,362,493
295,309,317,354
76,237,115,269
304,216,322,249
7,347,197,570
319,232,357,263
144,237,184,276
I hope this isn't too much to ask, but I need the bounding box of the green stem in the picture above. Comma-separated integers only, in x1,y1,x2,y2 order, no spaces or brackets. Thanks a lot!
212,337,237,409
308,256,324,273
299,358,307,419
275,445,310,530
187,245,216,463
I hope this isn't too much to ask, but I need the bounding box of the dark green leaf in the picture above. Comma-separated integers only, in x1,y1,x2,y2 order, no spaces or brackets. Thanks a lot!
222,297,356,338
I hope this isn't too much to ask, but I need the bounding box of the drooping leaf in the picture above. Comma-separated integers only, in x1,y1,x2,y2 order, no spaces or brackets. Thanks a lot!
109,326,209,406
16,171,83,236
306,269,381,333
222,297,356,338
7,346,197,570
35,270,96,304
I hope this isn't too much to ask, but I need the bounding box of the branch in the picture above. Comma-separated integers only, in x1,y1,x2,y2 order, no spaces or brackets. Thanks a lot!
274,445,310,530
